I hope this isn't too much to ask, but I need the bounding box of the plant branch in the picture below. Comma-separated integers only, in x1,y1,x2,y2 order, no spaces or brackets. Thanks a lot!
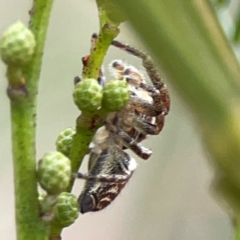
67,114,105,191
82,23,119,79
52,2,121,239
10,0,54,239
68,3,120,191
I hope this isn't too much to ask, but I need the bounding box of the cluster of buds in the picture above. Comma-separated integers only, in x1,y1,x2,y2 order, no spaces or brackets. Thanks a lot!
37,73,130,227
73,77,130,113
0,21,80,230
37,74,131,228
46,77,130,227
0,21,131,231
37,151,79,228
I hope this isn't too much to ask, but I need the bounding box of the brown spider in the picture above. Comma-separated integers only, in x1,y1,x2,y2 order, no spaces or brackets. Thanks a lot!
75,36,170,213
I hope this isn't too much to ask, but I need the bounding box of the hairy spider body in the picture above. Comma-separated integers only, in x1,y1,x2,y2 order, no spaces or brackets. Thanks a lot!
76,36,170,213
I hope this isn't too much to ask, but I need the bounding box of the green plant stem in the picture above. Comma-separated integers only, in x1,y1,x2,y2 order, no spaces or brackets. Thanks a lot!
49,225,62,240
68,7,119,190
11,102,49,240
67,113,105,191
68,28,119,192
69,22,119,187
82,23,119,79
10,1,54,239
51,3,120,239
96,0,111,28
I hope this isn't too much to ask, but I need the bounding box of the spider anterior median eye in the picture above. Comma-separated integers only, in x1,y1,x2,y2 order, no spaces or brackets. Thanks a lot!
112,60,124,68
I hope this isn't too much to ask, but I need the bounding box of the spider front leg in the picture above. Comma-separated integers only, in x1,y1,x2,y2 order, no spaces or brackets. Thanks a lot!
116,127,152,160
133,114,165,135
112,40,170,115
110,58,166,116
105,116,152,160
129,87,163,116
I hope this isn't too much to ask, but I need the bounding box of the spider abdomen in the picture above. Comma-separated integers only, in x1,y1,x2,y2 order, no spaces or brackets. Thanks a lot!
79,182,128,213
78,146,137,213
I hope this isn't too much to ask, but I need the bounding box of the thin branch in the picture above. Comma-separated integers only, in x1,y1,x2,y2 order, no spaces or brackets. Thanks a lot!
11,0,54,239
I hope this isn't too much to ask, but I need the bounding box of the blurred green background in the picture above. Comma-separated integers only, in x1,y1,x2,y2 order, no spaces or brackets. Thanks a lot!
0,0,235,239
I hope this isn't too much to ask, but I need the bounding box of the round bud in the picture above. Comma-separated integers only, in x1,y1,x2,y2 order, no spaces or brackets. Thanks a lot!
0,21,36,66
73,78,103,113
56,127,76,157
102,80,130,111
52,192,79,228
37,151,71,195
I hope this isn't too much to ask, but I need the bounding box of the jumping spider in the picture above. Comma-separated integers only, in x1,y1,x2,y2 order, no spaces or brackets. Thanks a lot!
75,35,170,213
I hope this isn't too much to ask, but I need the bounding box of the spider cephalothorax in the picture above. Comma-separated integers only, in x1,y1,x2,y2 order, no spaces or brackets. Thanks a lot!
76,36,170,213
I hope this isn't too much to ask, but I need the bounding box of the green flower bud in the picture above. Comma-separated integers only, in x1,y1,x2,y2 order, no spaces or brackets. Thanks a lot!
102,80,130,111
38,151,71,195
52,192,79,228
0,21,36,66
56,127,76,157
73,78,103,112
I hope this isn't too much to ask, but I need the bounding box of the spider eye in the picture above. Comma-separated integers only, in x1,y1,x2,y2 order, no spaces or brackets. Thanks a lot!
79,194,96,214
111,60,124,70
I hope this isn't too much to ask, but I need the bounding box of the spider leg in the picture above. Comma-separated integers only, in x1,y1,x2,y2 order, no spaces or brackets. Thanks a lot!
133,114,165,135
88,151,98,171
112,40,170,115
75,144,135,184
110,57,166,116
129,94,161,116
73,172,131,183
110,63,165,116
116,128,152,160
105,116,152,160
